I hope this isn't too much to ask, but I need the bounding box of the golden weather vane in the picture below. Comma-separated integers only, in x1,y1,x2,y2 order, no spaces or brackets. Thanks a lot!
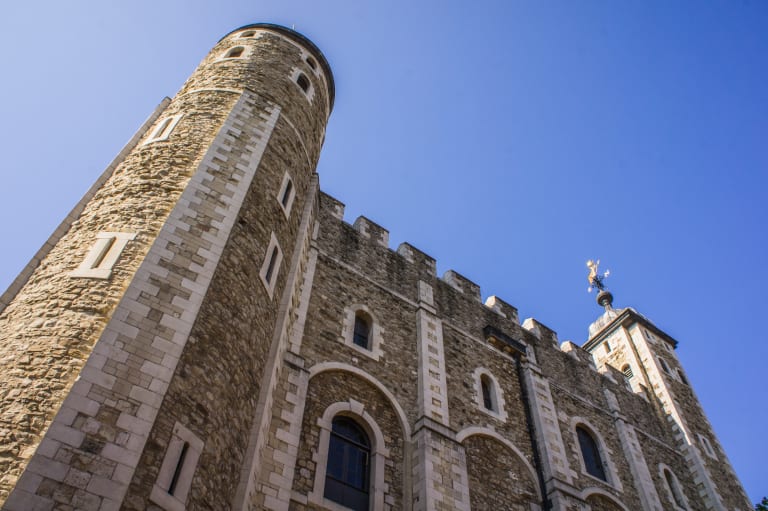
586,259,610,293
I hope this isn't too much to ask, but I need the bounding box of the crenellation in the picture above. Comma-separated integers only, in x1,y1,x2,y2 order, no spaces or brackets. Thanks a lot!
441,270,481,301
0,22,752,511
352,216,390,248
483,295,520,324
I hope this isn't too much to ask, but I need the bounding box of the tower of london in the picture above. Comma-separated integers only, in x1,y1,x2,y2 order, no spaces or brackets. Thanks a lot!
0,24,752,511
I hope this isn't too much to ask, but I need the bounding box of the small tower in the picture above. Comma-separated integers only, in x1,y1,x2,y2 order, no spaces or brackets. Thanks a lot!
0,24,333,510
582,263,751,511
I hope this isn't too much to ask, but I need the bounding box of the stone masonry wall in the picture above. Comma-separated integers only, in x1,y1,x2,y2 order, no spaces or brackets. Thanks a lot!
0,78,235,507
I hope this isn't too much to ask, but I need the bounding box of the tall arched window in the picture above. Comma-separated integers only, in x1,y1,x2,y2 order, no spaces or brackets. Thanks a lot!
576,426,606,481
324,416,371,511
353,312,371,349
663,467,687,509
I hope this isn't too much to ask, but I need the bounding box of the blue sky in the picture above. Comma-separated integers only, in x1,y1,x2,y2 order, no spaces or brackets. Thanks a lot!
0,0,765,503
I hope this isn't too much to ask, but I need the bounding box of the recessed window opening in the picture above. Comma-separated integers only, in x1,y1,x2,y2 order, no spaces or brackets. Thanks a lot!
664,468,687,509
677,369,688,385
604,341,612,353
577,426,606,481
297,72,310,93
353,312,371,349
306,56,317,70
621,364,633,379
168,441,189,496
659,357,671,374
481,376,495,410
281,179,293,208
264,246,279,284
240,31,256,38
325,416,371,511
225,46,245,58
144,114,182,144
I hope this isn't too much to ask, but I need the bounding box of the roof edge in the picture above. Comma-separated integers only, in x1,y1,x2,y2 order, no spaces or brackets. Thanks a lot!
221,23,335,112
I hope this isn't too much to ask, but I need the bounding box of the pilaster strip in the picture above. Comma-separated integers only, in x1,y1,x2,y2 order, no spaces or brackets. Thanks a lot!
5,92,280,511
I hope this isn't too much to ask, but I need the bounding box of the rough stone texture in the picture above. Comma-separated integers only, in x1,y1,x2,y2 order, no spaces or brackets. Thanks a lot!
291,371,405,510
0,23,753,511
463,434,538,510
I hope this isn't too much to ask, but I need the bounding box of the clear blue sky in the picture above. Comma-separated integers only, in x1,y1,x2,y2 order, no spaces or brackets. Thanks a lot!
1,0,765,503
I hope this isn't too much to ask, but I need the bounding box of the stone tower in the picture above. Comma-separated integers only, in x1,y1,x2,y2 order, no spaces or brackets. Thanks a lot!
0,23,753,511
584,294,752,511
0,24,333,510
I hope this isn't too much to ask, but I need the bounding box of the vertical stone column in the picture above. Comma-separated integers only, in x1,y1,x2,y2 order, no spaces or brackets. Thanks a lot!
520,363,577,507
604,389,663,511
411,421,470,511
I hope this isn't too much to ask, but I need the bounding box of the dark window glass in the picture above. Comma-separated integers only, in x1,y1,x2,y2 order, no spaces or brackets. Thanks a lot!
281,179,293,207
353,313,370,349
265,246,279,283
297,73,310,93
480,375,494,411
168,441,189,495
306,56,317,70
324,417,370,511
577,426,606,481
622,365,633,379
677,369,688,385
664,469,686,508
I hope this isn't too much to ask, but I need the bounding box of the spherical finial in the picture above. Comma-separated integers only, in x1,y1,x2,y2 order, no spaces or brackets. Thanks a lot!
596,290,614,309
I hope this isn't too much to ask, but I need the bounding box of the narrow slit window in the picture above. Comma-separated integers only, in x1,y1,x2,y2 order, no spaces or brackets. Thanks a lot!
481,375,494,411
604,341,612,353
265,246,278,284
70,232,136,279
168,442,189,496
259,234,283,298
150,423,203,511
306,56,317,70
144,114,182,144
281,179,293,207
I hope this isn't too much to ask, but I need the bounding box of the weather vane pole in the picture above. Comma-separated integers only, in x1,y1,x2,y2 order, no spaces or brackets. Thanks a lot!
586,259,614,309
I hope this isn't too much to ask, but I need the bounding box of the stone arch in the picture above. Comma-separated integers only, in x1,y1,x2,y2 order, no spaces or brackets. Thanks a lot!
459,429,541,510
581,488,630,511
294,366,408,510
309,361,411,436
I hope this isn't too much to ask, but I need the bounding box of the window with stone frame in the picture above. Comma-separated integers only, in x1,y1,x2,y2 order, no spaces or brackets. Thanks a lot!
662,466,688,509
472,368,507,422
577,426,607,481
339,305,384,361
324,416,371,511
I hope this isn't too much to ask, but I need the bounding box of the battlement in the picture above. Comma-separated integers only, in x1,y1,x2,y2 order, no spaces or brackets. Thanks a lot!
315,191,567,333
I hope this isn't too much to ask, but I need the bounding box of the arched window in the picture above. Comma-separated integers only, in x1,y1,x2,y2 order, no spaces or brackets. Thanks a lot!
677,369,688,385
480,374,496,412
224,46,244,59
353,312,371,349
324,416,371,511
658,357,671,374
296,72,310,93
306,56,318,70
663,467,687,509
621,364,633,379
576,426,606,481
